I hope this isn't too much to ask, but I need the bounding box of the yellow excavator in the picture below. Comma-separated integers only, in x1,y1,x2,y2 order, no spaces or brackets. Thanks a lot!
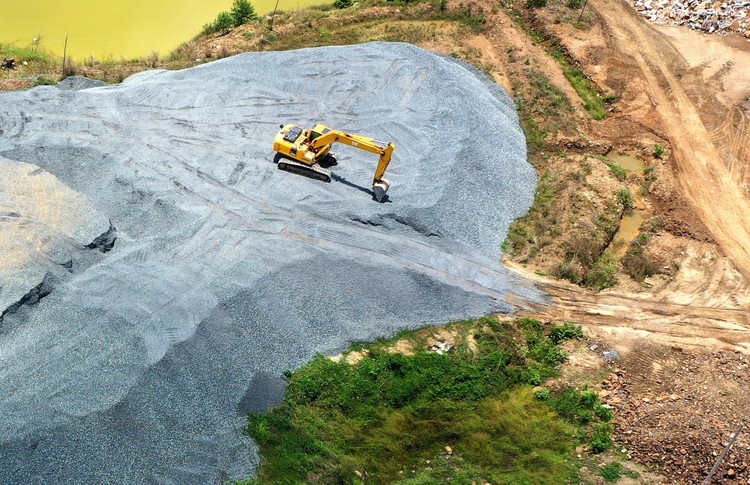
272,123,395,201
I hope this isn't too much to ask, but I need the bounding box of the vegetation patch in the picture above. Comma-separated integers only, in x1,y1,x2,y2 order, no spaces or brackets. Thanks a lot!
503,170,563,258
240,317,613,484
550,50,607,120
202,0,260,35
622,232,659,282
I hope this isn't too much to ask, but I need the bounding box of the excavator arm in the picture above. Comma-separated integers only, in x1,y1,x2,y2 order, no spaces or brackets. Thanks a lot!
307,128,396,201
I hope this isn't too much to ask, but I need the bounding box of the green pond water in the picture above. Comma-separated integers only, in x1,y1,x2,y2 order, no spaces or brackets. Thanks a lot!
0,0,320,61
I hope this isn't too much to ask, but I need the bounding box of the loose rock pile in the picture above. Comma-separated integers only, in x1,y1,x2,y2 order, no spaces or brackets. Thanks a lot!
631,0,750,37
600,350,750,482
0,43,540,483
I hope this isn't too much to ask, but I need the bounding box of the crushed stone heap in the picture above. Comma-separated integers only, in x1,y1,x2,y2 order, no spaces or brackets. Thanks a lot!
631,0,750,37
0,157,114,321
0,42,541,483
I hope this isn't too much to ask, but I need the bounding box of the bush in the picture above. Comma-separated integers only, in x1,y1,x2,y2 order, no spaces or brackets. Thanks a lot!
591,423,613,452
567,0,584,7
653,144,665,158
527,0,548,7
550,322,583,343
606,161,627,181
334,0,354,8
615,189,635,210
601,461,624,482
534,388,551,400
207,11,235,34
231,0,259,26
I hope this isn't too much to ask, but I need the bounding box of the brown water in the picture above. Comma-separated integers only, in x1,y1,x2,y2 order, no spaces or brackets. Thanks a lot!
612,209,648,257
607,153,644,172
0,0,321,60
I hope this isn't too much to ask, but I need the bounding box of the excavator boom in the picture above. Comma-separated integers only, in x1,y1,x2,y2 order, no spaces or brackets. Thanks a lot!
273,123,396,201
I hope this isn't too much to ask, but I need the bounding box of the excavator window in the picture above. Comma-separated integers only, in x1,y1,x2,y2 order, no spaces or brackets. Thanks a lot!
283,127,303,143
309,127,330,143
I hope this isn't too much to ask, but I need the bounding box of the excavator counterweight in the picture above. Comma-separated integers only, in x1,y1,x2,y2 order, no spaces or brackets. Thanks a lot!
273,123,395,201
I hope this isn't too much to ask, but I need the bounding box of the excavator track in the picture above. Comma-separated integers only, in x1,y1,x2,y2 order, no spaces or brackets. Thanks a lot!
276,156,331,183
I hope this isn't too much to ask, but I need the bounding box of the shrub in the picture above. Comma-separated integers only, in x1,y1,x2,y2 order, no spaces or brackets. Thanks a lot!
653,144,665,158
606,161,627,181
527,0,548,7
231,0,259,26
601,461,624,482
591,423,613,452
534,387,551,400
615,189,635,210
334,0,354,8
585,252,618,290
550,322,583,343
209,11,235,34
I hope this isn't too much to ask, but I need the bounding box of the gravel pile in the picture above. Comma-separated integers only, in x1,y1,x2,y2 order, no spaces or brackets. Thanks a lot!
0,157,114,320
631,0,750,37
0,42,541,483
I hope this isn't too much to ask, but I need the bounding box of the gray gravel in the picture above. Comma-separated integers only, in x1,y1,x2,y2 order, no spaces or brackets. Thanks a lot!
0,42,541,483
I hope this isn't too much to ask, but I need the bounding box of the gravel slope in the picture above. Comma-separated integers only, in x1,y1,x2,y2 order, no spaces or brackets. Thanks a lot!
0,42,540,483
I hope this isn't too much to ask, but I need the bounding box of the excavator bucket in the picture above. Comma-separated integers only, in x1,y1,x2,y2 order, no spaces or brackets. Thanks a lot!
372,179,390,202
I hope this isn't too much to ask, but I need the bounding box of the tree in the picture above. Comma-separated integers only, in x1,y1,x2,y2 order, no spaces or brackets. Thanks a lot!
213,11,235,33
232,0,259,27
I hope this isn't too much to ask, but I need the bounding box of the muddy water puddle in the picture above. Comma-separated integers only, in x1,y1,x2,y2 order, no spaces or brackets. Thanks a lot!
612,209,649,257
608,153,644,172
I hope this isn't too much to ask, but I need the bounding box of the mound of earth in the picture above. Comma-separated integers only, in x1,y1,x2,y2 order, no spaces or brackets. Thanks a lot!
0,42,539,483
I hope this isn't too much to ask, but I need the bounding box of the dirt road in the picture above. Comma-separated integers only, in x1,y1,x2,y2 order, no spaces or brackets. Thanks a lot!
592,0,750,281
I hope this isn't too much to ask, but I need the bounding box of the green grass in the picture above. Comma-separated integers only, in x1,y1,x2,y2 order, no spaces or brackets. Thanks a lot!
606,160,627,181
601,461,624,482
244,317,613,484
0,43,55,65
503,170,563,255
550,50,607,120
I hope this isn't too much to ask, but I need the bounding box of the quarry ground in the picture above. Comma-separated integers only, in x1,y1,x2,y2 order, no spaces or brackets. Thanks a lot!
209,2,750,481
3,0,750,482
